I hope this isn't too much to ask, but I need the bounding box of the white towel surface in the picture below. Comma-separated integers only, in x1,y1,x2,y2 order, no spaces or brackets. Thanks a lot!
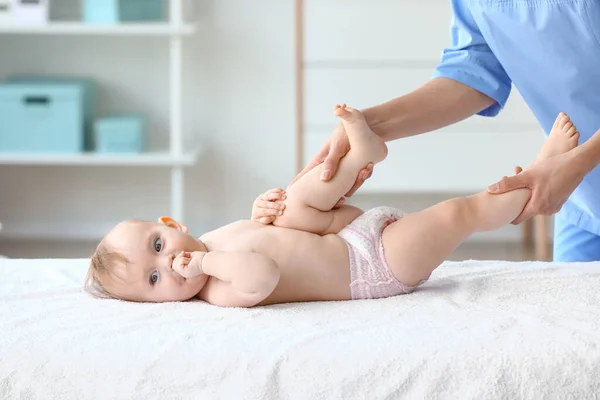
2,258,600,399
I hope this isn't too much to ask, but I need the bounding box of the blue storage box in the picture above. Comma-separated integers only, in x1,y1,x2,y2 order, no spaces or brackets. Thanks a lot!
83,0,164,23
94,115,145,153
0,77,95,153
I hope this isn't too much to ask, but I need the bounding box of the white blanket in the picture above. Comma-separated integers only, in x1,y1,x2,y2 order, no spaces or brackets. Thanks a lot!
2,258,600,399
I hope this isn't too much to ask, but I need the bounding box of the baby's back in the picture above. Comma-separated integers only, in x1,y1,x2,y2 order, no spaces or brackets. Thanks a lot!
200,220,352,304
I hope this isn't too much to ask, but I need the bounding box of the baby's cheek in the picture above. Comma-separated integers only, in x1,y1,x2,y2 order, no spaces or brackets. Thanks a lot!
167,283,190,301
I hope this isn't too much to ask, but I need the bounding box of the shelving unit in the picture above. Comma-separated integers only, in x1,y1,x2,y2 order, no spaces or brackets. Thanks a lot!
0,150,199,167
0,0,198,239
0,22,195,36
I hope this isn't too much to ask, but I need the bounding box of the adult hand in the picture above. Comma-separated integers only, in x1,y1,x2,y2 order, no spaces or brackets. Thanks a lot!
289,124,374,203
487,152,584,224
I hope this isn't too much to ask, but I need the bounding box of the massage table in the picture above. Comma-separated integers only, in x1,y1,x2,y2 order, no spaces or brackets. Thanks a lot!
1,258,599,399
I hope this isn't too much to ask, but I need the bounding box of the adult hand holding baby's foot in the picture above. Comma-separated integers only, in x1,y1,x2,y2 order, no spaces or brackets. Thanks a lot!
172,251,206,278
488,112,584,224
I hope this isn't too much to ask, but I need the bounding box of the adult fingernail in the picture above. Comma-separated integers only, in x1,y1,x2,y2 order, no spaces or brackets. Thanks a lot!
320,170,330,180
488,183,498,191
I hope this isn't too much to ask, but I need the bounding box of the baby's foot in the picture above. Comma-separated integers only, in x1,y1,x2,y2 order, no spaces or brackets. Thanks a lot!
334,104,388,163
534,112,580,162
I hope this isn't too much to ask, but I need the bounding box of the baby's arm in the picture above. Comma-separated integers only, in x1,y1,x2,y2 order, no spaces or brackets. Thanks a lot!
173,251,280,307
273,105,385,235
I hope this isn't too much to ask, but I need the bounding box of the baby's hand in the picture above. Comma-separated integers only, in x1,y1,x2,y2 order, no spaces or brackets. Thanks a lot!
251,188,286,225
172,251,206,278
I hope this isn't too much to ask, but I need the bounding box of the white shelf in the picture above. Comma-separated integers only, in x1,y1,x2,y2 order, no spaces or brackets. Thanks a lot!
0,22,196,36
0,150,200,167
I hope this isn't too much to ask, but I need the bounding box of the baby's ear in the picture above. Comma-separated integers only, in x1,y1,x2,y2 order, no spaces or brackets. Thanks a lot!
158,216,189,234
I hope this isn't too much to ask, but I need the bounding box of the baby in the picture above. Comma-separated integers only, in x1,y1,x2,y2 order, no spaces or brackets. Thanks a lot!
86,106,581,307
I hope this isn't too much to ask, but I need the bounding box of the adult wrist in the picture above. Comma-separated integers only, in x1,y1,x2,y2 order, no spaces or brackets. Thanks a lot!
361,105,382,129
574,141,600,175
361,104,396,141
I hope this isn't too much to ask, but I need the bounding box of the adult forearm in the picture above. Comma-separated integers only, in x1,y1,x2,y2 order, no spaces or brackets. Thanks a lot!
361,78,495,142
574,128,600,175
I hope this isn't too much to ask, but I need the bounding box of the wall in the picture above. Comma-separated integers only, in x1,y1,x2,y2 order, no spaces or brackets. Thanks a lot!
0,0,545,258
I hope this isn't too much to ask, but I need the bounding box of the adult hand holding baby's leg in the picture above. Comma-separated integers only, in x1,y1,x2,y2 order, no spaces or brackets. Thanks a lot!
289,123,374,198
173,251,206,278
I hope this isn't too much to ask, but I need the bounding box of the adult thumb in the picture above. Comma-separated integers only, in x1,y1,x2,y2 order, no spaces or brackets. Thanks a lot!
487,171,529,194
321,147,345,181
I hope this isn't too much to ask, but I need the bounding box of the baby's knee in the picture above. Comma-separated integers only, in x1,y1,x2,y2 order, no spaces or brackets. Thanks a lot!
273,201,332,235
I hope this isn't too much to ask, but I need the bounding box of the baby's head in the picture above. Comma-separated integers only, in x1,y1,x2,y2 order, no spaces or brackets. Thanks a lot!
85,217,209,303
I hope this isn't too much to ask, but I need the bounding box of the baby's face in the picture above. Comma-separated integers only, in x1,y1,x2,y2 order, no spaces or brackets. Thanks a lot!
104,220,209,302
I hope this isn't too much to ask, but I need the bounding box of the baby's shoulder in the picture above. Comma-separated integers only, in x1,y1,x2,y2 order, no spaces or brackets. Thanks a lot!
202,219,255,237
201,219,268,250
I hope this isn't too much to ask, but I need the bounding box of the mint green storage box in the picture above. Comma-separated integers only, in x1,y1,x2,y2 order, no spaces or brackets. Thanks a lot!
83,0,164,23
94,116,145,153
0,77,95,153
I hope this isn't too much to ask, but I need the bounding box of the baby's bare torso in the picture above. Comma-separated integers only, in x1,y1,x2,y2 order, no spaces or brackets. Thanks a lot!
200,220,352,304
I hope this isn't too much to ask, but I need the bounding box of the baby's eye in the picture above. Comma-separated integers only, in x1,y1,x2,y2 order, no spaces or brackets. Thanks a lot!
154,238,163,252
150,271,159,285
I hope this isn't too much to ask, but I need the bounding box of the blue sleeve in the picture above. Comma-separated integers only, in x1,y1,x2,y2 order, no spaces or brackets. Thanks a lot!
432,0,512,117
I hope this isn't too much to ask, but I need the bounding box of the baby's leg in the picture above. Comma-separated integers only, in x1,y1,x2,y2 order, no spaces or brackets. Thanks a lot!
275,105,388,234
279,204,365,236
383,112,580,286
382,189,529,286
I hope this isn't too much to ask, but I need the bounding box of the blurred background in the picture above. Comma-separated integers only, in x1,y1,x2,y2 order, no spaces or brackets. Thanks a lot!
0,0,548,260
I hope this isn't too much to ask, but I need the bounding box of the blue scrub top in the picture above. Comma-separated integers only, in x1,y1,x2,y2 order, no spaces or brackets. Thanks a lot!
433,0,600,235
